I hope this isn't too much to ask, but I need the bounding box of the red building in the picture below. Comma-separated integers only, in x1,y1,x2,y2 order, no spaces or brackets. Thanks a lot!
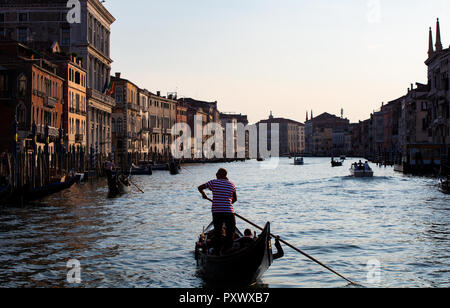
0,39,64,153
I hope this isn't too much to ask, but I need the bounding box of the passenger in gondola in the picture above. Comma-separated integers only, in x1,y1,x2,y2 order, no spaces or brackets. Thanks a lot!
198,168,238,255
236,229,256,250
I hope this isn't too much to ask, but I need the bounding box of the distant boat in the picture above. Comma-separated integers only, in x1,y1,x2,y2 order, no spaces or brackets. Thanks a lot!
294,157,304,165
350,163,374,178
439,179,450,194
340,155,346,161
130,163,153,175
331,159,343,167
257,157,265,162
169,160,181,175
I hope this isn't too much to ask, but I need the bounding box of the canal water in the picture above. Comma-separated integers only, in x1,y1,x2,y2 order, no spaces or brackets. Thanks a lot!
0,158,449,288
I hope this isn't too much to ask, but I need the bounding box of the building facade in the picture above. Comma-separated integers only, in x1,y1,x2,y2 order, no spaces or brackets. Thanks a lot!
0,40,64,153
0,0,116,155
305,112,349,156
149,92,177,157
257,112,305,157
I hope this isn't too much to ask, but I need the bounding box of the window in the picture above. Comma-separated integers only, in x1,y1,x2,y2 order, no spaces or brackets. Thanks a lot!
0,28,4,37
17,27,28,43
117,118,122,133
0,13,5,23
115,87,122,103
75,71,80,84
61,28,70,46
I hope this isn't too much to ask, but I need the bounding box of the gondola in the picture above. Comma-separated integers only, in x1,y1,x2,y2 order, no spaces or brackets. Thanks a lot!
152,163,169,171
169,161,180,175
26,176,77,201
107,172,131,196
439,179,450,194
130,164,153,175
4,176,77,203
195,222,273,285
0,183,12,202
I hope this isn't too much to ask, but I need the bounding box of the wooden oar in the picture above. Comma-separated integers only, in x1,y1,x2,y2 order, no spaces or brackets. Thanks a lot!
130,179,144,194
203,196,361,287
128,167,144,193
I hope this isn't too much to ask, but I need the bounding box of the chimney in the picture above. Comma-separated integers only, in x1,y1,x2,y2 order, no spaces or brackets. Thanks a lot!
115,72,121,78
157,91,161,96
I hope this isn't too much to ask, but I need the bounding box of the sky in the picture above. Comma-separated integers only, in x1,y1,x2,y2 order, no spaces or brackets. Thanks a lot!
104,0,450,124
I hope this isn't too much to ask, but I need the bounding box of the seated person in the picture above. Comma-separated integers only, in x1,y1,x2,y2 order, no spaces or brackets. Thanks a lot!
236,229,256,249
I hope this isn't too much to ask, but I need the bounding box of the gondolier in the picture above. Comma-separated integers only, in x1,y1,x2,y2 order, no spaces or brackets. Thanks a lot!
198,168,237,255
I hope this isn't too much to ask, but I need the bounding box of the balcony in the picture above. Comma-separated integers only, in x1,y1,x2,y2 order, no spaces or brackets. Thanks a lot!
127,103,140,112
44,97,57,108
36,125,59,137
87,88,116,108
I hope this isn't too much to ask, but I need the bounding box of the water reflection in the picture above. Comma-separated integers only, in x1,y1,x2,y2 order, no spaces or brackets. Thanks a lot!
0,158,449,288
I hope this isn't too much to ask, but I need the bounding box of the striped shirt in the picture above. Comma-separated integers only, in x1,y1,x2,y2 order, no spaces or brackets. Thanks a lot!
205,179,236,214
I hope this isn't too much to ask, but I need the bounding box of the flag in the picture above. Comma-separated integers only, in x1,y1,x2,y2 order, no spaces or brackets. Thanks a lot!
106,81,115,96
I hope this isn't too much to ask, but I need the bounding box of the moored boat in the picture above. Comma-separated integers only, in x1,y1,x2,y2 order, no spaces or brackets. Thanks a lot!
195,222,274,285
130,163,153,175
26,176,77,200
169,160,181,175
0,183,12,202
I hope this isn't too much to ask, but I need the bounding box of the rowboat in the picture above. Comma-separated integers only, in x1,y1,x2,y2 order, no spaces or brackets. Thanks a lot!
195,222,273,285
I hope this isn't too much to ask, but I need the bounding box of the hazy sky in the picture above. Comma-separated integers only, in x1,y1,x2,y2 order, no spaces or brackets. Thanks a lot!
105,0,450,124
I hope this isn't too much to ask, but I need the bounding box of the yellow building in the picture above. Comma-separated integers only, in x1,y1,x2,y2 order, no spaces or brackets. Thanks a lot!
51,45,87,151
149,92,177,156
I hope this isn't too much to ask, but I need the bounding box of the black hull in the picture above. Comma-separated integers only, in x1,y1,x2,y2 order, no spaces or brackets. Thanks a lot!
196,223,273,285
440,181,450,194
107,173,131,196
3,178,76,204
